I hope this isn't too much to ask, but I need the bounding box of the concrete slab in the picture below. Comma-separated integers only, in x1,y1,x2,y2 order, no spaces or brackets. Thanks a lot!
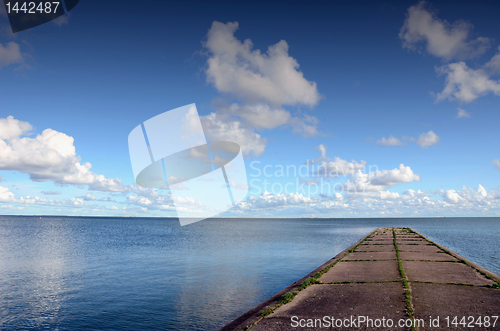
365,239,395,244
403,261,496,285
320,261,401,283
411,283,500,331
397,239,427,243
253,283,410,331
356,245,395,252
400,251,458,261
366,240,394,243
343,251,397,260
398,245,442,253
361,241,394,246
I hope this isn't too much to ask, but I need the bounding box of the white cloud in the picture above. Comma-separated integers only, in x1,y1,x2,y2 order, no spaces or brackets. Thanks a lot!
0,116,126,192
289,114,323,137
493,159,500,171
309,145,366,177
485,47,500,74
0,186,15,202
238,191,314,210
218,103,290,130
313,157,366,177
204,21,320,106
53,12,69,27
0,188,89,208
400,3,500,104
201,21,324,155
41,190,61,195
377,135,406,146
341,164,421,194
375,133,441,148
299,178,320,186
416,130,440,148
400,1,489,61
443,189,464,204
441,184,489,204
0,42,24,69
317,144,327,158
127,195,152,207
227,184,500,218
436,62,500,103
201,112,267,156
456,108,470,118
0,116,32,140
84,193,96,201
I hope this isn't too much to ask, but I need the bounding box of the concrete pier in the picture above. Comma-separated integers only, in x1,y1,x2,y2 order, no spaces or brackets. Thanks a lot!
221,227,500,331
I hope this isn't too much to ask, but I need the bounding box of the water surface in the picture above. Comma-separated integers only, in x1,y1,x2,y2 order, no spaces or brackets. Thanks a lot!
0,217,498,330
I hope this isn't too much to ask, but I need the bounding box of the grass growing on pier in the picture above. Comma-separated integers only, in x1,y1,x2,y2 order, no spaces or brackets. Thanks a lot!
393,227,417,331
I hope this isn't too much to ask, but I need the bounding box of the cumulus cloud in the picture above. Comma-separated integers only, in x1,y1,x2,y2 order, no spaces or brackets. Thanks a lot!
0,116,126,192
493,159,500,171
400,1,489,61
317,144,327,158
0,116,32,140
204,21,320,106
221,103,290,129
400,3,500,104
0,185,15,202
313,157,366,177
299,178,320,186
0,42,24,69
53,12,69,26
309,145,366,177
289,114,323,138
41,190,61,195
443,189,464,204
436,62,500,103
0,187,89,208
375,133,440,148
456,108,470,118
201,21,324,156
238,191,314,210
377,135,406,146
416,130,440,148
341,164,421,194
201,112,267,156
228,183,500,218
485,47,500,74
84,193,96,201
440,184,489,204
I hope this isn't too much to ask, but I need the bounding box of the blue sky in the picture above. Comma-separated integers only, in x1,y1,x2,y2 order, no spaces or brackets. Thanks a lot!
1,0,499,218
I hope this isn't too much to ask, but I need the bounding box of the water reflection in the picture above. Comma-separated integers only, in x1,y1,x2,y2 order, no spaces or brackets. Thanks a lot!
0,217,74,328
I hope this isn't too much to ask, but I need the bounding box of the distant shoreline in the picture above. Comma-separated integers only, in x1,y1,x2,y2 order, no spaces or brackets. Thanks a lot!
1,215,499,220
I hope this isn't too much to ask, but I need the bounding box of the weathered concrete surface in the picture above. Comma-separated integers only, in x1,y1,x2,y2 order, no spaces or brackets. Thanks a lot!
320,260,401,283
356,244,395,252
400,251,457,261
403,261,495,285
344,251,397,260
411,283,500,330
252,283,410,331
220,227,500,331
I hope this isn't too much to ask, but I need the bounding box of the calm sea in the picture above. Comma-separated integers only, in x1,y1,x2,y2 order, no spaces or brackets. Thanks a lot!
0,217,498,330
